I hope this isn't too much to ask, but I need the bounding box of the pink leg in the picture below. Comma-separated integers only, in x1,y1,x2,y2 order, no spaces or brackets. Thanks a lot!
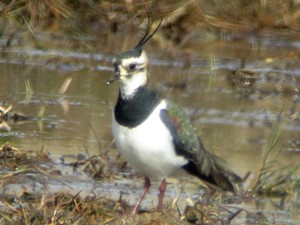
131,177,151,215
157,178,167,212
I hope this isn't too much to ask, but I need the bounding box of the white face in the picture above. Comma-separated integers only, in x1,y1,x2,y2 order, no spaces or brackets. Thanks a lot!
113,50,148,98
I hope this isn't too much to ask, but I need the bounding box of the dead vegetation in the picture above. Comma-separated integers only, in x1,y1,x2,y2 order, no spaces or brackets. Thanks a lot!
0,141,299,224
0,0,299,48
0,105,30,131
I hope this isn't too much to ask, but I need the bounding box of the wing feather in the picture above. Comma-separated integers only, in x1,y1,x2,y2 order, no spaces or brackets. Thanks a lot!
160,99,241,192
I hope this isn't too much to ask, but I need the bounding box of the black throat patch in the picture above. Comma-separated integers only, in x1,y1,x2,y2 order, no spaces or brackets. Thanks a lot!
114,87,161,128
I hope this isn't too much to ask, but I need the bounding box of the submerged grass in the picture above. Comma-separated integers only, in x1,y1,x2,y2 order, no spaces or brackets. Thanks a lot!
251,115,299,196
251,116,283,193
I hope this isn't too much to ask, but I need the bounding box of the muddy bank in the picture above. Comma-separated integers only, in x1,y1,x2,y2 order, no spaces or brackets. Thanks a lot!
0,143,299,224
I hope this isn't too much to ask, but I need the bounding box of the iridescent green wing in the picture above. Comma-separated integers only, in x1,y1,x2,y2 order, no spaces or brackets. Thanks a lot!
160,99,241,192
160,99,201,159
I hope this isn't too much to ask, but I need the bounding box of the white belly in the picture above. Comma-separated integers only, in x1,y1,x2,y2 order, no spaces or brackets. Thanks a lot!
112,100,188,179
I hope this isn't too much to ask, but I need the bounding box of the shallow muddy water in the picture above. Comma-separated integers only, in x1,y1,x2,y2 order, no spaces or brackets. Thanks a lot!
0,31,300,223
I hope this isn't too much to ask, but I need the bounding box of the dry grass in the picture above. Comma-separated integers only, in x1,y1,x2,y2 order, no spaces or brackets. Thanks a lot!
0,0,299,47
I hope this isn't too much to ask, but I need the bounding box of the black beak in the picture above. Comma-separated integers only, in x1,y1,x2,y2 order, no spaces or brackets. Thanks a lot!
106,74,118,85
106,65,120,85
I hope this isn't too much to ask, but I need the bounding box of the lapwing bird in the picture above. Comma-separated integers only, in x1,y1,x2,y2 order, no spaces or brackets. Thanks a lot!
107,20,241,215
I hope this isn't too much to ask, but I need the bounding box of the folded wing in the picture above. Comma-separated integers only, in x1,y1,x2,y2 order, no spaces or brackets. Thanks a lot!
160,100,241,192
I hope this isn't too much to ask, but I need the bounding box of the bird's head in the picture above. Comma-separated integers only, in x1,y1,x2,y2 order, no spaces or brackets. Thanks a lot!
107,18,162,98
107,48,149,98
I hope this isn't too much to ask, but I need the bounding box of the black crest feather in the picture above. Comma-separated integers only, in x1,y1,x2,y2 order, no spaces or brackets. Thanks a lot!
135,17,163,49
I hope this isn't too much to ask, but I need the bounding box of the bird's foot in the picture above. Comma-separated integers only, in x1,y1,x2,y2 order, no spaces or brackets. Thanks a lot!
156,179,167,212
131,177,151,215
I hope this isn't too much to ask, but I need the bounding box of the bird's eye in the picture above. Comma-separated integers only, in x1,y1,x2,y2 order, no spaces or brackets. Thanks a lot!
129,63,136,70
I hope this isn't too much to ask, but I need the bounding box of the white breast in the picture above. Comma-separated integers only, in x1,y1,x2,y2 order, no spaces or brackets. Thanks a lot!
112,100,188,179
